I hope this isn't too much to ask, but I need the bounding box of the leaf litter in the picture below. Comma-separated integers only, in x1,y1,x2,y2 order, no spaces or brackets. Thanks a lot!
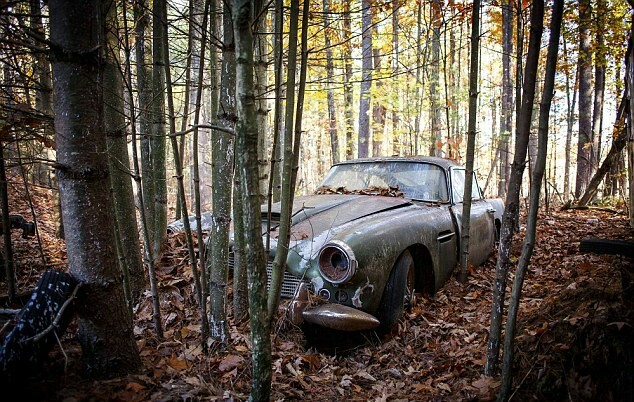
1,185,632,401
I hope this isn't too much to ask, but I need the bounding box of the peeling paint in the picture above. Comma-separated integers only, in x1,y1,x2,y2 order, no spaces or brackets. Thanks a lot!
351,278,374,308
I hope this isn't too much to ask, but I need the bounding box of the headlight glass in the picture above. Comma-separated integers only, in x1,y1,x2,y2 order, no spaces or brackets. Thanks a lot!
318,240,357,284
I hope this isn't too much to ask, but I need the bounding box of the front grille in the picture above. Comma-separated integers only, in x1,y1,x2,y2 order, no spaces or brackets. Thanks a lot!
228,252,312,298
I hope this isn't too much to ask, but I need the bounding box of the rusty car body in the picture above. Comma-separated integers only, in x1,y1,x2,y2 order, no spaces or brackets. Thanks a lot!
243,156,504,331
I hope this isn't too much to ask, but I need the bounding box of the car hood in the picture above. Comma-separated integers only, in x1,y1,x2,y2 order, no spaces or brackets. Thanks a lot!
265,194,412,242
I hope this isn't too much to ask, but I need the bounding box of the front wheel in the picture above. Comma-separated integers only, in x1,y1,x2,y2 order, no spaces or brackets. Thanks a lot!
376,250,415,328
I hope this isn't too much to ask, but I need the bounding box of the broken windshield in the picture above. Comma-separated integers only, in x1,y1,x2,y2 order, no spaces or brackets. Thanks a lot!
316,161,449,202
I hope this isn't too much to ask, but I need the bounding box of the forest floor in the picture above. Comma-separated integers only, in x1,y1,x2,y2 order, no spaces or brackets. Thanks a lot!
1,184,633,401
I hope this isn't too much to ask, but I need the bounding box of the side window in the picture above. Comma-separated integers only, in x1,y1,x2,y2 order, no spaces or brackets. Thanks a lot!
450,168,482,204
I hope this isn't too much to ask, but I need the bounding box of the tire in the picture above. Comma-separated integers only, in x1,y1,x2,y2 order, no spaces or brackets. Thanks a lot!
579,238,634,258
0,270,77,378
376,250,415,328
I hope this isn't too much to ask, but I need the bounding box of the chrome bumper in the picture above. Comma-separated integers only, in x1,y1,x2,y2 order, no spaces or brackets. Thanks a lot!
289,283,380,331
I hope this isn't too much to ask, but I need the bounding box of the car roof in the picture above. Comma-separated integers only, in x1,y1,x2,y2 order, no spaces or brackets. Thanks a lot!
332,156,460,171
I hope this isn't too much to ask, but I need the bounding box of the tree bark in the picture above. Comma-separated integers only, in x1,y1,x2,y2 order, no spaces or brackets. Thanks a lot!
358,0,372,158
151,0,168,258
103,1,145,302
207,0,236,343
498,1,513,198
0,144,15,301
578,98,627,207
323,0,339,164
343,0,354,159
485,0,543,376
372,31,386,157
134,0,155,251
233,0,272,399
562,36,578,202
430,0,442,156
49,0,141,377
268,0,301,318
459,0,480,283
575,0,593,198
498,2,560,398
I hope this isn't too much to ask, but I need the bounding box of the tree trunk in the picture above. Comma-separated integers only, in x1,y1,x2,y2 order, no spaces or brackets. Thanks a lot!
372,33,386,157
485,0,543,376
134,0,155,251
323,0,339,164
430,0,442,156
0,144,15,301
392,0,401,155
207,0,236,343
592,1,606,172
49,0,141,377
498,0,513,198
122,0,163,339
499,2,559,398
151,0,168,258
191,0,212,332
578,99,627,206
233,1,272,400
343,0,354,159
563,36,578,202
459,0,480,283
28,0,63,239
233,0,272,401
268,0,301,318
358,0,372,158
575,0,593,198
103,1,145,302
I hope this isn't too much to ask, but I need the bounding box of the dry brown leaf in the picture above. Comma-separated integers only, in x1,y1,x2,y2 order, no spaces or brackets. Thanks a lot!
219,354,244,372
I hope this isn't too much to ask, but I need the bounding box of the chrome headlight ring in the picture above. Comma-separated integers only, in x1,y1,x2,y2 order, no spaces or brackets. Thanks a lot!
318,240,357,284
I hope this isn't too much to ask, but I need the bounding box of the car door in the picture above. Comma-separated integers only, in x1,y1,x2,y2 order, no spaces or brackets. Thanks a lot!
448,168,496,267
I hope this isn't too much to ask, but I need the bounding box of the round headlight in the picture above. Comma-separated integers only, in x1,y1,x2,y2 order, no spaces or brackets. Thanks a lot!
318,240,357,284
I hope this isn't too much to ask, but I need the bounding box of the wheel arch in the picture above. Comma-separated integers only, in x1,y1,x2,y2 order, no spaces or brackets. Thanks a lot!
408,244,435,295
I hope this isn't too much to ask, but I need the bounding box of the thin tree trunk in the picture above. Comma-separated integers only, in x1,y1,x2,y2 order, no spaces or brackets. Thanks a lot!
50,0,141,376
372,31,386,157
575,0,593,198
268,0,301,318
392,0,400,155
134,0,155,251
123,0,163,340
563,36,578,202
459,0,480,283
233,1,272,399
485,0,543,376
191,0,212,334
499,2,559,398
323,0,339,164
151,0,168,258
343,0,354,159
578,98,627,206
0,144,15,301
592,1,605,171
207,1,236,343
430,0,442,156
162,3,209,344
498,0,512,198
104,1,145,302
358,0,372,158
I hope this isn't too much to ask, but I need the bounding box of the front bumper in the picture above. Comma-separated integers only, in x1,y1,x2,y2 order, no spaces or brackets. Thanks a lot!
289,283,380,331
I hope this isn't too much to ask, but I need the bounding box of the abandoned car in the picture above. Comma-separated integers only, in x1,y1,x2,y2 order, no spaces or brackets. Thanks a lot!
240,156,503,331
169,157,504,330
